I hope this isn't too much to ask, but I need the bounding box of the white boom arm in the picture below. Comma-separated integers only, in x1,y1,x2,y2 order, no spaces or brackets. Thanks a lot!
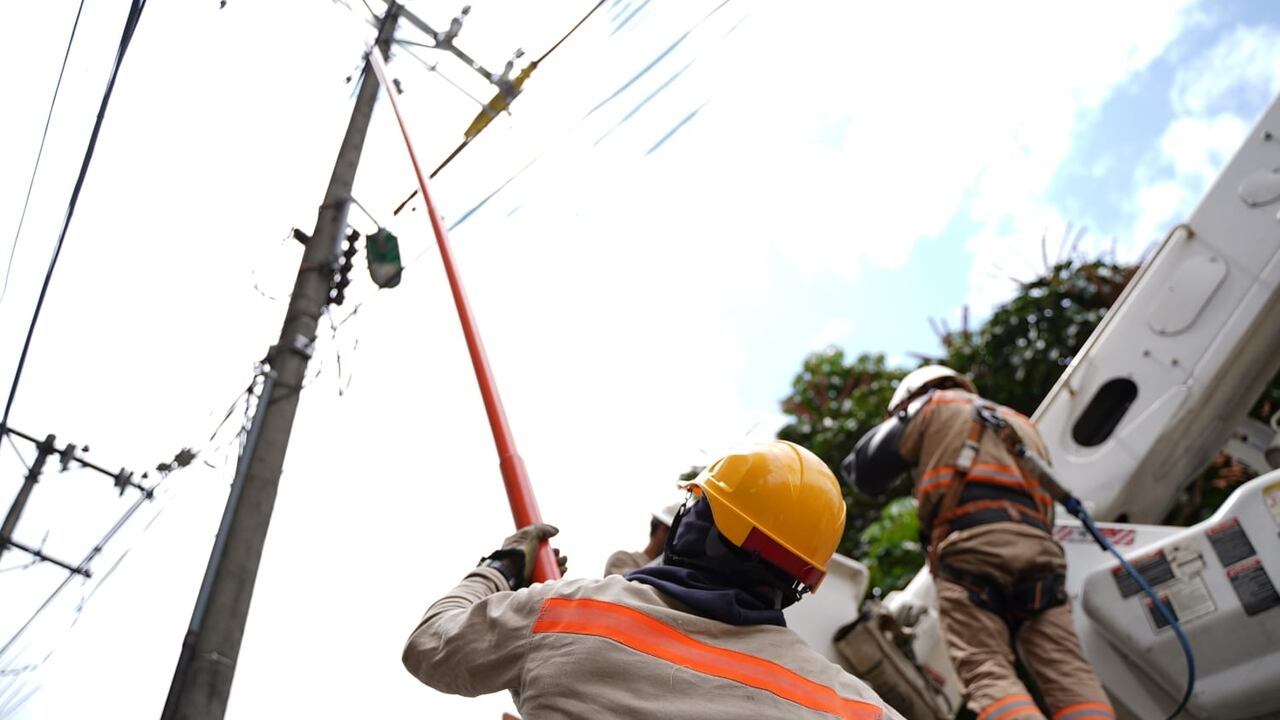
1032,93,1280,523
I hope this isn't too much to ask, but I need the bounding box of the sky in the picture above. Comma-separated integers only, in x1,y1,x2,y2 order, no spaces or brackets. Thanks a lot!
1,0,1279,717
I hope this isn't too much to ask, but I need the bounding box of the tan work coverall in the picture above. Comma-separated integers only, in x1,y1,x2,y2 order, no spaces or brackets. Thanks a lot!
404,567,905,719
602,549,649,577
899,389,1112,720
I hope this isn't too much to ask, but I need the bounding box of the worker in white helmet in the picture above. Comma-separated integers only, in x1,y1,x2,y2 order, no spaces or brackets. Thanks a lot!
603,502,681,576
841,366,1112,720
402,440,905,719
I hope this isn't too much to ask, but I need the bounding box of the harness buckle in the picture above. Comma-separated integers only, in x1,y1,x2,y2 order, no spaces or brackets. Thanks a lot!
956,440,979,472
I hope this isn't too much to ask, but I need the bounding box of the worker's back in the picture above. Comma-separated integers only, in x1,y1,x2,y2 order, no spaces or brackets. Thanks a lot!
404,570,898,720
900,388,1054,542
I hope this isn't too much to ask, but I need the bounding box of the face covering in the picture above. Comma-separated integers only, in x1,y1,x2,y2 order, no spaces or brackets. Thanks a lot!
626,498,789,627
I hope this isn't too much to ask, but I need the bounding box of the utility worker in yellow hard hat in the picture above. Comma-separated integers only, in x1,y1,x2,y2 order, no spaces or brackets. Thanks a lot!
602,502,681,576
402,440,905,719
841,366,1113,720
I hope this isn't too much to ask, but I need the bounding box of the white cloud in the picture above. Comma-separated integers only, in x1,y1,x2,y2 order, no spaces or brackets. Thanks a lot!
811,318,852,350
1161,113,1251,184
955,1,1203,313
1128,23,1280,259
1132,178,1191,252
1171,25,1280,115
756,0,1200,314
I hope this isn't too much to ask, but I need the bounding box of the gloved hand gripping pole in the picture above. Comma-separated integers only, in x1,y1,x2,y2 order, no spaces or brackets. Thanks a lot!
366,47,560,583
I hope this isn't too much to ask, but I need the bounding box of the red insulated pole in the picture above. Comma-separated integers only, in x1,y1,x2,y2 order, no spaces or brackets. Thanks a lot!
367,49,560,582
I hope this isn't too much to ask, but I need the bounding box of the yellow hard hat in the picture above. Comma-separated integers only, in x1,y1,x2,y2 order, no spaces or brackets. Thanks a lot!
681,440,846,591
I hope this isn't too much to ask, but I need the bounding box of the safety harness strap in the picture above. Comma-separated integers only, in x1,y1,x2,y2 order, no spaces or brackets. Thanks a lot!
924,399,1056,571
938,565,1067,631
989,420,1057,527
926,404,989,570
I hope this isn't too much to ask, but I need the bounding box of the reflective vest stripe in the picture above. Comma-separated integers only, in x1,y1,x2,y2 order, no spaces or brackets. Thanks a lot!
978,693,1043,720
531,598,883,720
918,467,956,495
918,465,1051,504
970,463,1025,480
1052,702,1115,720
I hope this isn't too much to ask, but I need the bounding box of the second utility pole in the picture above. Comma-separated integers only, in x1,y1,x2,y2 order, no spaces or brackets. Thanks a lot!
161,5,401,719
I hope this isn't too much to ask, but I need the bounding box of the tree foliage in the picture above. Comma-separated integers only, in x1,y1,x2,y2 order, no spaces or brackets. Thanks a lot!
776,259,1142,595
937,261,1135,415
776,350,907,558
858,496,922,597
773,256,1280,596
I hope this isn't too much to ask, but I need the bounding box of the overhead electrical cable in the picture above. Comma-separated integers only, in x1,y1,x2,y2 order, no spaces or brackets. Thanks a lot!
0,371,253,687
393,41,486,106
392,0,608,216
430,0,607,178
0,0,148,439
0,0,88,309
0,478,156,660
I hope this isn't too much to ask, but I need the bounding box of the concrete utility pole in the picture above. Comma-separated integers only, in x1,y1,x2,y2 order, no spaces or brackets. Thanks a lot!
160,6,401,718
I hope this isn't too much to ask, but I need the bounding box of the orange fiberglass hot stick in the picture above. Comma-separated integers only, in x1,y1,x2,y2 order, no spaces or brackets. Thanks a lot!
366,47,560,583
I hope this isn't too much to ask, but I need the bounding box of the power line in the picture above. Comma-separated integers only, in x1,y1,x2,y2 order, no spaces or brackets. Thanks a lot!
393,40,486,106
3,435,30,473
0,374,253,699
0,480,154,660
0,0,148,438
0,0,87,310
349,195,383,229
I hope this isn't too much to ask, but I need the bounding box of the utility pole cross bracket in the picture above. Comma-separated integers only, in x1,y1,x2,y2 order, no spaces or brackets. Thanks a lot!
1,428,142,576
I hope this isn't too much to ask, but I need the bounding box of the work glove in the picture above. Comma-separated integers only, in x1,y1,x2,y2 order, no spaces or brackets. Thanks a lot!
480,523,568,590
884,591,928,629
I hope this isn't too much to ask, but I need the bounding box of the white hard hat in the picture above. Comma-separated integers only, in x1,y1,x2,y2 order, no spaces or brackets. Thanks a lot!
888,365,976,413
652,502,682,527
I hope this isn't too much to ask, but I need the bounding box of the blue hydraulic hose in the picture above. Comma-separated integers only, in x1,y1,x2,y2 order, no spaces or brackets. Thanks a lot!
1064,496,1195,720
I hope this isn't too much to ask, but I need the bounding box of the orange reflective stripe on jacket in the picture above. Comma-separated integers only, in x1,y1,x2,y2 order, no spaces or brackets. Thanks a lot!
918,466,956,496
978,693,1044,720
917,464,1050,505
1051,702,1115,720
532,598,883,720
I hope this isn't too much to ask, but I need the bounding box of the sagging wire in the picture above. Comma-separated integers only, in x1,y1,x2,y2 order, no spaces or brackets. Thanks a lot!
314,301,360,392
0,529,49,576
332,236,441,331
0,483,156,661
319,306,357,397
393,40,486,106
0,0,148,441
392,0,743,213
0,0,88,310
248,227,298,303
0,680,38,720
0,374,257,699
349,196,383,233
4,433,31,472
